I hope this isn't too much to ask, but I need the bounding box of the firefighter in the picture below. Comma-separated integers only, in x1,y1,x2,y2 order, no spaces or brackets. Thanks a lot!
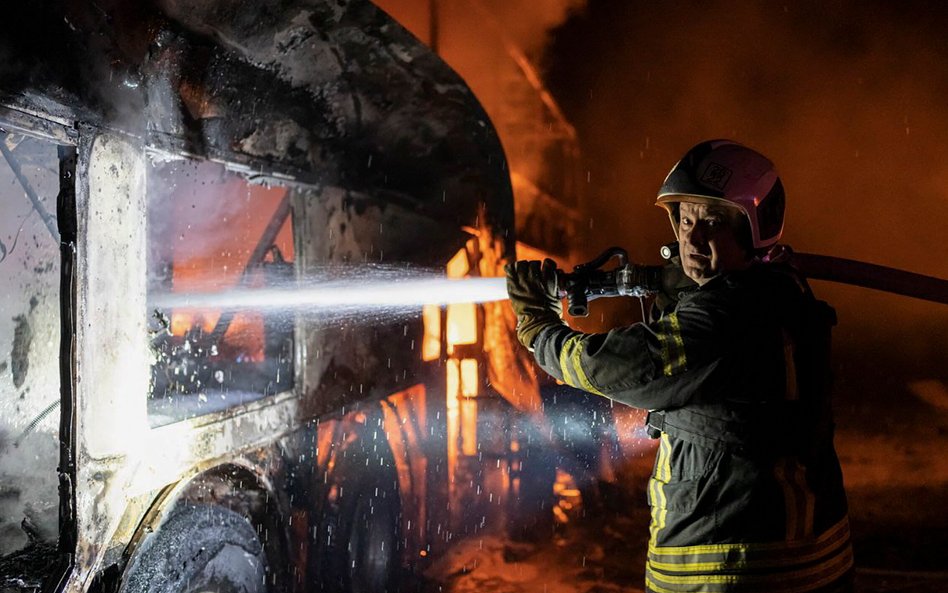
506,140,853,593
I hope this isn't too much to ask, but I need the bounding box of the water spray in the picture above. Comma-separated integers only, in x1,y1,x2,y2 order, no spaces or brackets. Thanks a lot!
149,267,510,315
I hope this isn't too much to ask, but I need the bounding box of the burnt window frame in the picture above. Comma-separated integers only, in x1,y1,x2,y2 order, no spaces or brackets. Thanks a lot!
143,149,301,426
0,104,79,591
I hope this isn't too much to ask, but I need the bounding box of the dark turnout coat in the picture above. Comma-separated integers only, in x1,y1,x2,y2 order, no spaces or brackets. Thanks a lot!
532,263,852,593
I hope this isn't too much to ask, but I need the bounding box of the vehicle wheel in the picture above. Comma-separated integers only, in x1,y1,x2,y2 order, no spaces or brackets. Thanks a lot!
120,503,268,593
319,473,402,593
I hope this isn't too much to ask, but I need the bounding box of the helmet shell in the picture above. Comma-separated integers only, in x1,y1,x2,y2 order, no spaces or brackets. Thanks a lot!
656,139,785,249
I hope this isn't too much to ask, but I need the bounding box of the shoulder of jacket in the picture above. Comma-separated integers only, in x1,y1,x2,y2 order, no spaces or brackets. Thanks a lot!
724,263,811,297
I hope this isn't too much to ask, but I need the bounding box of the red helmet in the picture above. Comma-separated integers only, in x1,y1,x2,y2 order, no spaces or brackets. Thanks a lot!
656,139,785,250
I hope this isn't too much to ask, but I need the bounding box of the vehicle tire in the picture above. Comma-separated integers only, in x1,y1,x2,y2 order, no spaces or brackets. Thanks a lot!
319,472,402,593
120,502,268,593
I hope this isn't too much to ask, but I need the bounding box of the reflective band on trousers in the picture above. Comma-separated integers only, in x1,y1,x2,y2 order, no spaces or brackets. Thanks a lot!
645,517,853,593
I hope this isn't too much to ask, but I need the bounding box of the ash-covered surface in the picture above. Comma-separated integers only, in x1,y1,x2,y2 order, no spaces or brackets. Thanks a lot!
8,317,31,391
836,373,948,592
422,462,652,593
0,542,57,592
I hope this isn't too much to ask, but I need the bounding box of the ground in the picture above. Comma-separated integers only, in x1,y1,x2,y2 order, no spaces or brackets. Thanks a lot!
423,378,948,593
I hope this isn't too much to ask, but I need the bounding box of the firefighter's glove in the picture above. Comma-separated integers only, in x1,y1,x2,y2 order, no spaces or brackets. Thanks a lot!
505,259,563,350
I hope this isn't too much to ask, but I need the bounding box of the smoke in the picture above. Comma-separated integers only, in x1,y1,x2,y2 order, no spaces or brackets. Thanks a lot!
544,0,948,388
469,0,586,57
374,0,585,57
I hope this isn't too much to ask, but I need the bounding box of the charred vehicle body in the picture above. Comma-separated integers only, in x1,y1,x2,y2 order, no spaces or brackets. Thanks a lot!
0,1,560,591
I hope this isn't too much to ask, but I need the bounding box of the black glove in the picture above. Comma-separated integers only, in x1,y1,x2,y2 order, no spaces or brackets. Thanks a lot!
504,258,564,350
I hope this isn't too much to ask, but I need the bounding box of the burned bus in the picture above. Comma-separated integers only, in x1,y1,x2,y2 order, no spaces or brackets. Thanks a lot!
0,1,563,591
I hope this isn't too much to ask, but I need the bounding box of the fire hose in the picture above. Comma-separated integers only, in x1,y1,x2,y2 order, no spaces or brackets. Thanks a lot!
557,245,948,317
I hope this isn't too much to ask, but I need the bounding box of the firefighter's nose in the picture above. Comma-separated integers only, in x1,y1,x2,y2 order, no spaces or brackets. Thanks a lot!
684,224,705,248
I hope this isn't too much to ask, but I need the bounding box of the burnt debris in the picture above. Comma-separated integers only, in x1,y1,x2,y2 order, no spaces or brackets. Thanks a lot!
1,0,514,246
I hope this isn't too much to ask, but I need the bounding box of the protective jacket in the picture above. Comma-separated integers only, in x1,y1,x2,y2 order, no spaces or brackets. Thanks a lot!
532,263,852,593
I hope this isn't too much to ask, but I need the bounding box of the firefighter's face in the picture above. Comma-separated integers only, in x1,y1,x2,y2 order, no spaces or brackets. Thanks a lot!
677,201,750,285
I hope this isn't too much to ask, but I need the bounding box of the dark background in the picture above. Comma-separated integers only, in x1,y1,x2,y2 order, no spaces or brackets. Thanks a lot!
542,0,948,409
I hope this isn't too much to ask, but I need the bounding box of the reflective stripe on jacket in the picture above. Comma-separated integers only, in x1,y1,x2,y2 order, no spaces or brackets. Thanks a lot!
532,263,852,592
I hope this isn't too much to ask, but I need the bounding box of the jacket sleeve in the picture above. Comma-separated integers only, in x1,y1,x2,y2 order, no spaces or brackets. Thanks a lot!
531,295,735,410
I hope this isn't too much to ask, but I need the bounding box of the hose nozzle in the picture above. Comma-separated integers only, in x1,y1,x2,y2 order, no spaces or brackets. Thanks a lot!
557,247,660,317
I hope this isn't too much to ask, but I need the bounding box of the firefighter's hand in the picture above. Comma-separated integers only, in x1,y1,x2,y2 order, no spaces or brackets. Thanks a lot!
505,259,563,350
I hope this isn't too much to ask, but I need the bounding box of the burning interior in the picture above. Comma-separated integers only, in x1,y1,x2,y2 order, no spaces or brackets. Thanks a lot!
146,157,296,424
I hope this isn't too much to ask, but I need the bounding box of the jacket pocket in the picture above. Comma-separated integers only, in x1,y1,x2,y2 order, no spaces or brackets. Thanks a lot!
647,476,698,513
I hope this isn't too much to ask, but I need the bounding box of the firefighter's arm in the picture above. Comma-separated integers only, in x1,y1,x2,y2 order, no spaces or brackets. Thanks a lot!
531,298,728,410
